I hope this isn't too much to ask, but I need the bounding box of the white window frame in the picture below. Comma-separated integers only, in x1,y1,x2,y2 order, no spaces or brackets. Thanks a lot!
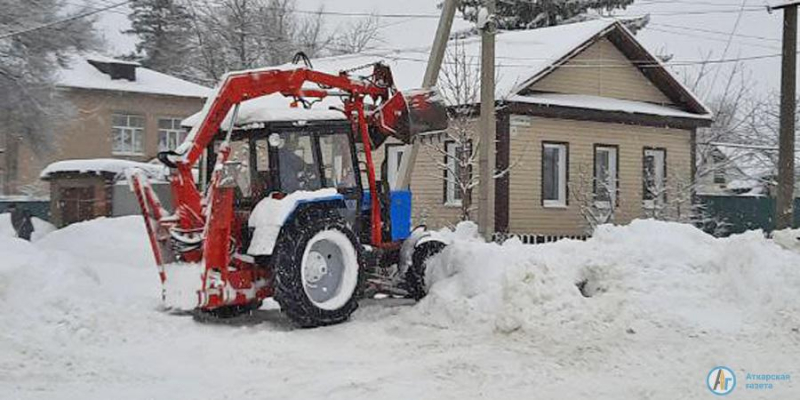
158,117,186,152
643,148,666,209
445,141,463,207
112,114,145,156
594,145,618,209
386,144,409,190
542,143,568,208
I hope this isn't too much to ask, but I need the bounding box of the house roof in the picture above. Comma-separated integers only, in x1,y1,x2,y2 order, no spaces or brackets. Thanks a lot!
40,158,168,181
183,19,710,129
56,53,211,99
711,144,800,194
507,93,711,120
768,1,800,10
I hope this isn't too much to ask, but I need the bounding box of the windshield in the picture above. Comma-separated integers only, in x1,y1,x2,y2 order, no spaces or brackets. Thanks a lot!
278,133,320,192
319,132,356,190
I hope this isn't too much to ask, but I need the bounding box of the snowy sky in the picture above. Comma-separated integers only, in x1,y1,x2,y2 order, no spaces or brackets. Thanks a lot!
87,0,790,100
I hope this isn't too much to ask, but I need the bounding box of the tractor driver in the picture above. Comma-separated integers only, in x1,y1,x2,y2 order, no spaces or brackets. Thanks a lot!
278,134,318,193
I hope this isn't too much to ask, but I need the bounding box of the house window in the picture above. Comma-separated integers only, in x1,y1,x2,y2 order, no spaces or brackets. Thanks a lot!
643,148,666,208
445,141,464,206
542,142,567,207
386,144,409,190
712,153,727,185
112,114,145,155
594,145,618,208
158,118,187,151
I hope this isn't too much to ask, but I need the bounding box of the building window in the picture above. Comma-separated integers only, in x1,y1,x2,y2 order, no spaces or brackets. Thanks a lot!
112,114,145,155
445,141,464,206
158,117,187,152
542,142,568,207
712,153,727,185
643,148,666,208
594,145,618,208
386,144,409,190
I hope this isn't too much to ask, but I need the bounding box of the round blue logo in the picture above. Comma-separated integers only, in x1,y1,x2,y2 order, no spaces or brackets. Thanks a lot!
707,366,736,395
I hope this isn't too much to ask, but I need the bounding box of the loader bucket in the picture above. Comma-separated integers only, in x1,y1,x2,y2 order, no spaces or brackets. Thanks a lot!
369,88,448,146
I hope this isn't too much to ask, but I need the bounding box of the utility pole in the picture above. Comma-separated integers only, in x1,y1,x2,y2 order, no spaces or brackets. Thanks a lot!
770,1,799,229
395,0,458,190
478,0,496,240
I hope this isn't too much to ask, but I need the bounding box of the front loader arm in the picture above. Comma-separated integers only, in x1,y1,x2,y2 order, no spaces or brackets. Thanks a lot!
180,67,391,167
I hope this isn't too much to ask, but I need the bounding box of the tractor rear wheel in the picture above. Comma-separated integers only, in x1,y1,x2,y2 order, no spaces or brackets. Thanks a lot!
404,240,446,301
272,210,363,328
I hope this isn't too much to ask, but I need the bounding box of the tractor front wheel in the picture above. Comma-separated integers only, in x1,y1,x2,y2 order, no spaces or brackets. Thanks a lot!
272,210,363,328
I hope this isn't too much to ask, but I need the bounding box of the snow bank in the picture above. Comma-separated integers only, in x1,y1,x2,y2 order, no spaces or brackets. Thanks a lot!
2,216,799,399
773,228,800,253
0,213,55,241
0,217,161,349
414,220,800,339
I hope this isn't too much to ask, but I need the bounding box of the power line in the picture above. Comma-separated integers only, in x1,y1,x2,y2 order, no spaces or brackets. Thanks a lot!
62,0,129,16
707,0,749,94
649,22,781,43
0,1,132,40
230,5,771,20
637,0,764,8
645,26,781,50
615,8,766,17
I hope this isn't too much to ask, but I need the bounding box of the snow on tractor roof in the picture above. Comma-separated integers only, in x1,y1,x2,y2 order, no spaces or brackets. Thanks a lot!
40,159,168,181
56,52,211,98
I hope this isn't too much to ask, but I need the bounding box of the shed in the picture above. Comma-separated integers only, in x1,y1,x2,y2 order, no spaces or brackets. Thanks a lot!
40,159,168,227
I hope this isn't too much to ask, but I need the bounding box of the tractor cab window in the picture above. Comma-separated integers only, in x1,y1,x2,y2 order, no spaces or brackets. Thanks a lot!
319,132,357,189
278,133,321,192
250,138,271,198
211,139,252,198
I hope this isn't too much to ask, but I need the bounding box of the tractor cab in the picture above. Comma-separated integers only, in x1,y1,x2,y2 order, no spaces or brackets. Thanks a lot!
201,120,411,253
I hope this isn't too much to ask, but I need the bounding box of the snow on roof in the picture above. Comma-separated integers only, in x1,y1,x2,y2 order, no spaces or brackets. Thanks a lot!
40,159,168,180
768,0,800,10
508,93,713,120
183,19,617,128
183,18,713,140
56,53,211,98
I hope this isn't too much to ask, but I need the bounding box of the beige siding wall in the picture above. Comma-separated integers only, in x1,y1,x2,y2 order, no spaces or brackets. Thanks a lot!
530,38,673,105
367,136,465,229
10,88,205,195
508,115,692,236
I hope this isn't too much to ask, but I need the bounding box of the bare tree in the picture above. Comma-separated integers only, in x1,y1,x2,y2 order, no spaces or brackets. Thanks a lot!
330,15,382,55
295,8,331,58
569,162,617,235
421,39,481,221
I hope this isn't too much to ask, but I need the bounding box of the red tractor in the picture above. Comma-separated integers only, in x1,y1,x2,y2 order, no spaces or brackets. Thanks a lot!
129,62,450,327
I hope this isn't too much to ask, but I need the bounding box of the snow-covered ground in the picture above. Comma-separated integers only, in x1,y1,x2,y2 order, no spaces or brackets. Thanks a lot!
1,217,799,399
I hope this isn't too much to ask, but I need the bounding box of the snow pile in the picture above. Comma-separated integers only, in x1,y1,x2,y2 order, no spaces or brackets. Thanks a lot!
414,220,800,340
0,213,55,241
2,216,799,399
0,217,161,348
773,228,800,253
